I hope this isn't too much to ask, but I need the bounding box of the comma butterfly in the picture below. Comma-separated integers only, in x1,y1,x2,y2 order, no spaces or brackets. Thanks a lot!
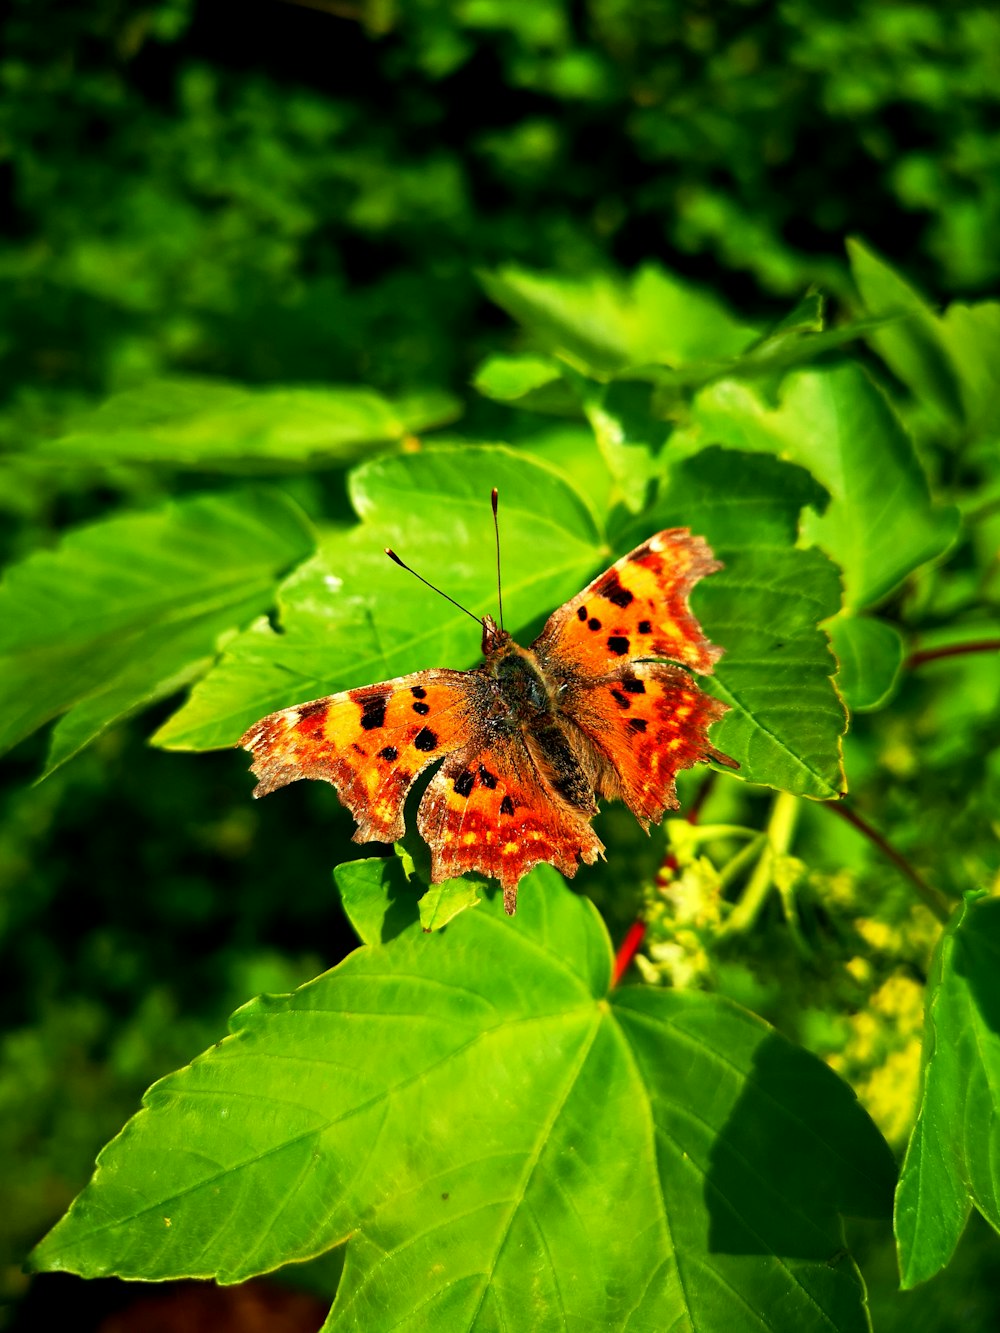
240,509,733,914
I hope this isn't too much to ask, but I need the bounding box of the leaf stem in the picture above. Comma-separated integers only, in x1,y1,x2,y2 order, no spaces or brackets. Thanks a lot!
825,801,952,923
906,639,1000,669
719,791,800,936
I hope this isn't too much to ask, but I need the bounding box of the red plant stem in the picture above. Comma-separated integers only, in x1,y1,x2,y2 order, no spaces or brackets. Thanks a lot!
906,639,1000,669
826,800,952,923
612,920,648,988
612,772,718,987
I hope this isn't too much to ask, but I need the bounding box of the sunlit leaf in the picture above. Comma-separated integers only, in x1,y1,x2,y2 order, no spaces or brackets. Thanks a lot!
480,264,758,376
31,864,894,1333
687,362,959,610
153,447,602,750
0,489,314,774
33,379,461,469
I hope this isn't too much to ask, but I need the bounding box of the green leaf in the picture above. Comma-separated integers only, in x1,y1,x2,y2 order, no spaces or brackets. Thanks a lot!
849,239,1000,439
827,615,904,713
480,264,758,377
896,893,1000,1288
33,378,462,469
847,238,965,422
418,877,482,930
333,857,420,946
688,362,959,610
0,489,314,773
153,446,602,750
633,447,847,800
31,864,894,1333
471,354,580,415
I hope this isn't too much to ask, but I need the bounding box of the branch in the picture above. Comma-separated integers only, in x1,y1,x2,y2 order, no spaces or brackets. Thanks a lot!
906,639,1000,670
825,800,952,923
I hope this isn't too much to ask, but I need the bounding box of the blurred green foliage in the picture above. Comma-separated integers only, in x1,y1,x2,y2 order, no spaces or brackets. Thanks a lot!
2,0,1000,1328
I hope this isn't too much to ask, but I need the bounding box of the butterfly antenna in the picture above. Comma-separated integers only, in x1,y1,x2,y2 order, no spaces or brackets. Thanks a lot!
384,548,484,627
492,487,504,631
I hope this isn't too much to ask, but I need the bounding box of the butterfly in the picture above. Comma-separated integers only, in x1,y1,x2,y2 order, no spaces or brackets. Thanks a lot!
240,525,733,914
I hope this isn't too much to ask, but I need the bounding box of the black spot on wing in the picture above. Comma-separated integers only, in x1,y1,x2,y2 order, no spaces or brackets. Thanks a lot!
623,678,646,694
360,696,387,730
588,617,602,632
414,727,438,752
454,770,475,797
577,606,588,621
478,766,498,789
611,689,631,709
628,718,648,733
411,686,427,699
638,620,652,634
500,794,515,817
378,745,398,762
595,570,635,608
412,701,430,715
607,636,630,656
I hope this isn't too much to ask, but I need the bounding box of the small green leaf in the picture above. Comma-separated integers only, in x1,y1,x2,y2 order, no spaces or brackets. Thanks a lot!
332,857,421,946
896,893,1000,1288
418,877,482,930
827,615,904,712
471,354,579,414
154,446,602,750
31,866,893,1333
34,378,461,468
689,362,959,610
0,489,314,772
633,448,847,800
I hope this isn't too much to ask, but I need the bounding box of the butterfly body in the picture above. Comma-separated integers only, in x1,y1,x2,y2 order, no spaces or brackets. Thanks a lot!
241,528,733,913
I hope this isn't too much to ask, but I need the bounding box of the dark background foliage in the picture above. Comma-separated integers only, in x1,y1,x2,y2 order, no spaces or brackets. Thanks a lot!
2,1,999,1327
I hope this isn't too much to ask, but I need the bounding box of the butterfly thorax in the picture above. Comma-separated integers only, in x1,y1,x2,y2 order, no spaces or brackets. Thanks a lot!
479,624,597,815
485,640,554,721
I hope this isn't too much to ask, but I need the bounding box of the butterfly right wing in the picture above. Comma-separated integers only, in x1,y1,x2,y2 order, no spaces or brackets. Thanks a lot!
240,670,474,844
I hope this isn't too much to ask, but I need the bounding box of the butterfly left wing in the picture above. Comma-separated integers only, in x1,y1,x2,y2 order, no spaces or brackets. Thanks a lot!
240,671,474,844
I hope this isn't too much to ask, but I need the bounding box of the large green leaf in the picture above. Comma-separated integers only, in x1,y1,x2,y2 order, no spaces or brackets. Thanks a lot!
32,378,461,469
687,362,959,610
31,863,894,1333
153,446,602,749
630,448,847,800
896,893,1000,1288
0,489,314,774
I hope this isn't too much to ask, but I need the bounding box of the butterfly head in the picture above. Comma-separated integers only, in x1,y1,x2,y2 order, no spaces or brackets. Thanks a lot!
481,614,510,657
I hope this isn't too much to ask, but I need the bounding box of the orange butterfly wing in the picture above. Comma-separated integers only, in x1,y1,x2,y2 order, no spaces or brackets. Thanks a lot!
532,528,722,677
241,671,474,844
417,730,604,914
533,528,731,823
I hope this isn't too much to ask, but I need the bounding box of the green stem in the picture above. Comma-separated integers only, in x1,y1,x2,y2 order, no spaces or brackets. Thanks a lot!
719,791,800,936
717,833,768,893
